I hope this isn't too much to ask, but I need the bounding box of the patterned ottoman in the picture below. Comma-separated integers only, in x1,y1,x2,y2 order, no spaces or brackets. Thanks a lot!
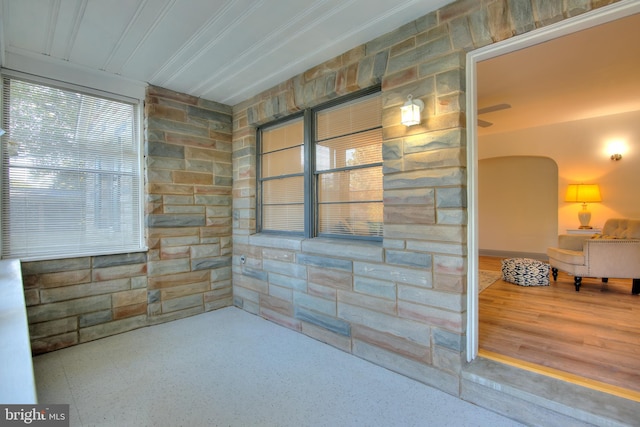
501,258,550,287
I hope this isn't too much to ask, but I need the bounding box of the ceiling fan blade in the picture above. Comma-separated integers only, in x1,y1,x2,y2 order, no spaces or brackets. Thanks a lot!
478,103,511,115
477,119,493,128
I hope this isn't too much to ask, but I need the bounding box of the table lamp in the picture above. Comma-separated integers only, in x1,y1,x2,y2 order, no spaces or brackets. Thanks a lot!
565,183,601,229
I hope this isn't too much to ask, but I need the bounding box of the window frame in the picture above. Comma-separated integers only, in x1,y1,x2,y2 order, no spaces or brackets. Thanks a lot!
256,110,307,237
0,71,146,261
257,85,382,241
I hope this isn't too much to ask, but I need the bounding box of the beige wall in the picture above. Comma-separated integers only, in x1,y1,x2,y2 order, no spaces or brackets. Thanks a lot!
478,156,558,256
479,109,640,235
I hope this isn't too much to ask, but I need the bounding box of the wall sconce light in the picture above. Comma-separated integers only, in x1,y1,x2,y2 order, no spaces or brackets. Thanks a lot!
607,139,625,161
565,183,602,229
0,128,5,136
401,95,424,126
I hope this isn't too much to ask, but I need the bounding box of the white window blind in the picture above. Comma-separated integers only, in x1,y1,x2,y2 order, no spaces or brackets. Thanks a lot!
315,92,383,238
259,117,304,233
1,76,144,260
257,88,382,239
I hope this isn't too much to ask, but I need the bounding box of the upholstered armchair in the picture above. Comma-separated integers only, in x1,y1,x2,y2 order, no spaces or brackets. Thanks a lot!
546,218,640,294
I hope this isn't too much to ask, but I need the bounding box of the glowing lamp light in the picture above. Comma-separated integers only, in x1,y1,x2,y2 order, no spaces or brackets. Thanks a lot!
565,183,602,229
607,139,626,161
400,95,424,126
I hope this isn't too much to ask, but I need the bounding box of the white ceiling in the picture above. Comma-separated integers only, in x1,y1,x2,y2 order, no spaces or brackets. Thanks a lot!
477,11,640,136
0,0,451,106
1,0,637,132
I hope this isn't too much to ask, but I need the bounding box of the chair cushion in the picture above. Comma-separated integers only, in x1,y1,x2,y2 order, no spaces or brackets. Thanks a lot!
602,218,640,239
501,258,550,286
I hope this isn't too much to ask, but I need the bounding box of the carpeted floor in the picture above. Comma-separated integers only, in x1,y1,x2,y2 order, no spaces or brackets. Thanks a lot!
32,307,525,427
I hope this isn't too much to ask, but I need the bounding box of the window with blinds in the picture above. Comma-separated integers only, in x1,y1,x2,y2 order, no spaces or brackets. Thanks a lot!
259,117,304,233
257,87,382,239
1,76,144,260
315,92,383,238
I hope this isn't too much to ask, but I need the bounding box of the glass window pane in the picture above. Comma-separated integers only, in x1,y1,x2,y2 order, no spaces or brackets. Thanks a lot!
261,146,303,177
257,89,382,239
316,93,382,141
260,117,305,234
262,176,304,233
1,77,143,260
318,202,383,237
262,118,303,153
263,177,304,204
316,129,382,171
263,205,304,232
318,168,383,203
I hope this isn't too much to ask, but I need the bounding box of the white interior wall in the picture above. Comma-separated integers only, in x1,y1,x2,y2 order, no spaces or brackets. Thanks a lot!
478,156,557,256
479,109,640,242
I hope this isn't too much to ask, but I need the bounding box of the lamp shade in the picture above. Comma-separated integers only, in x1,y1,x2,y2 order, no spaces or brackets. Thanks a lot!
565,184,601,203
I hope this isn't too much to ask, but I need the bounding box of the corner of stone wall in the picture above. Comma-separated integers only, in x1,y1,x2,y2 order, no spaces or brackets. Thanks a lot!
145,84,234,324
228,2,476,393
228,0,621,395
22,85,235,354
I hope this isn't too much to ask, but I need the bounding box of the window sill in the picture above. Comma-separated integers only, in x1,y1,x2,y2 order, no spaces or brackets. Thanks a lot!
249,233,383,262
0,259,37,403
13,247,149,263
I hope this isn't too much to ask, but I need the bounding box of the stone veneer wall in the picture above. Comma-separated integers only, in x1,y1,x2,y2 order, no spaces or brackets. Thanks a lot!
23,85,233,354
232,0,619,395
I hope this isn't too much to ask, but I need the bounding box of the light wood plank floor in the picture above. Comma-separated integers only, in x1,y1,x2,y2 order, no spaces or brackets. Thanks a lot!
479,256,640,393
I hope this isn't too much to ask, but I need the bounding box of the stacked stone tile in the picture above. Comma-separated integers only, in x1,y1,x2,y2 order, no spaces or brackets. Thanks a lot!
23,86,233,354
145,86,233,322
21,0,618,389
231,0,616,392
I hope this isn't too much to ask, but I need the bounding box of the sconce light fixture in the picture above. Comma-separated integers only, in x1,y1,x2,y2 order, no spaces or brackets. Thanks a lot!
0,128,5,137
401,95,424,126
565,183,601,229
607,139,625,161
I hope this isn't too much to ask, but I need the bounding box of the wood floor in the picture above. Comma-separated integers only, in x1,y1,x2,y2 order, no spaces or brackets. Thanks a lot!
479,256,640,394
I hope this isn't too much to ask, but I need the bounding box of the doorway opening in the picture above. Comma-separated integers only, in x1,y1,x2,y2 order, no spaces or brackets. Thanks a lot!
466,0,640,397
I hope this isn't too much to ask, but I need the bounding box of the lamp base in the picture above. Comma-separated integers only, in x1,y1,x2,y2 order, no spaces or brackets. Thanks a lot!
578,225,593,229
578,204,592,229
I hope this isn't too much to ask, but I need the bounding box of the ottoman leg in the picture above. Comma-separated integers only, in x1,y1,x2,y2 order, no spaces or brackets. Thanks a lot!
633,279,640,295
574,276,582,292
552,268,558,281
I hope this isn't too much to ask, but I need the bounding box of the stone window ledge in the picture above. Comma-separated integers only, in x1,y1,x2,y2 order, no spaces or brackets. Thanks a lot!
250,233,383,262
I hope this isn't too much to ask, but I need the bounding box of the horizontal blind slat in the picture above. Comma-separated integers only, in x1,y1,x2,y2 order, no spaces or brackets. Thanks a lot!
1,76,143,260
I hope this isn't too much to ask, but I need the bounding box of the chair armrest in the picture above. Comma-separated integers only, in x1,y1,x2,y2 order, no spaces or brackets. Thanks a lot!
557,234,591,251
583,239,640,278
